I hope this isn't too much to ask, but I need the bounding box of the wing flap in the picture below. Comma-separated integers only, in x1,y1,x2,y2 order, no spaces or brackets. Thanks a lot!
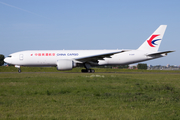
75,50,126,63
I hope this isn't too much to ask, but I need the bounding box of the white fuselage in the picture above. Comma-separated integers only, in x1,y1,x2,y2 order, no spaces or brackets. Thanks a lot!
4,50,164,67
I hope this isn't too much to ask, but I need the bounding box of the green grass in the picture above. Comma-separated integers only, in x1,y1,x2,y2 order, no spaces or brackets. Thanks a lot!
1,66,180,73
0,71,180,119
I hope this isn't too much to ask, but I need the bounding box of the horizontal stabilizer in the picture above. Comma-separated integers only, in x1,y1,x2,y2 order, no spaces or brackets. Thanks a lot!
147,51,174,56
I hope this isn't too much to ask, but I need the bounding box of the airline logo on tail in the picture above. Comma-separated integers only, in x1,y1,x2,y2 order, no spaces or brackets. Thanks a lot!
147,34,161,47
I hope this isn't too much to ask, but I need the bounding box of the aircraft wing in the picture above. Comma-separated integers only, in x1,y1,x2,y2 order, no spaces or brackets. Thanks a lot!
147,51,175,56
75,50,126,63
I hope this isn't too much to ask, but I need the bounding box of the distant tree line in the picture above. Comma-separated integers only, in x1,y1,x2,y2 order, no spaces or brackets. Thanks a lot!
137,63,147,70
118,65,129,69
0,54,5,66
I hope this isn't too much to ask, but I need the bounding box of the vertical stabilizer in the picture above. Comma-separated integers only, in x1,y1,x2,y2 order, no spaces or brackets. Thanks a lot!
138,25,167,52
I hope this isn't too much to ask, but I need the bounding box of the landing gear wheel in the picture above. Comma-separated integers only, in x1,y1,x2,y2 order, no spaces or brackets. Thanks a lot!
91,69,95,73
81,69,87,73
18,69,21,73
87,69,91,73
81,69,95,73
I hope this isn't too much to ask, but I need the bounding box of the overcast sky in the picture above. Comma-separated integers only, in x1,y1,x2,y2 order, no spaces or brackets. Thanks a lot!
0,0,179,65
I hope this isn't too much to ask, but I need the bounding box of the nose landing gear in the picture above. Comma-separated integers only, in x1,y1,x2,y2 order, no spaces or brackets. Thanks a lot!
15,65,21,73
18,69,21,73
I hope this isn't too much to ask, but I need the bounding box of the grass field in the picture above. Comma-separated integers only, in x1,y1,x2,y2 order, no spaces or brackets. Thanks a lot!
0,67,180,119
1,66,180,73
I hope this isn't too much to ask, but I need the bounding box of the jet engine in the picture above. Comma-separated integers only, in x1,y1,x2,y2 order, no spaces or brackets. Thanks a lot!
56,59,76,70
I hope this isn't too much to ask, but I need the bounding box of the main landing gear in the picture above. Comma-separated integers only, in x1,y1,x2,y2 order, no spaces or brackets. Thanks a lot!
81,63,95,73
81,69,95,73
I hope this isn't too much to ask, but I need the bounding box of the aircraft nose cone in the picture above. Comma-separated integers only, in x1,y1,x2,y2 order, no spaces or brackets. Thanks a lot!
4,58,11,64
4,58,7,63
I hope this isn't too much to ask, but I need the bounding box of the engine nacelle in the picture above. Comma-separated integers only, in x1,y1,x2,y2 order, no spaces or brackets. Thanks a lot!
56,59,76,71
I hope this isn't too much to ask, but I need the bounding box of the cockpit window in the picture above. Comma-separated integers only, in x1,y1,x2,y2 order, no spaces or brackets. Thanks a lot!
7,55,12,57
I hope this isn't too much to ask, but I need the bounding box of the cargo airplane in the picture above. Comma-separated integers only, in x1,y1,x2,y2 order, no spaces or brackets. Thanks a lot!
4,25,174,73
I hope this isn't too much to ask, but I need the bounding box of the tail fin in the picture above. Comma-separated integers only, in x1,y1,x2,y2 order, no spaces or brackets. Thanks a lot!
138,25,167,52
